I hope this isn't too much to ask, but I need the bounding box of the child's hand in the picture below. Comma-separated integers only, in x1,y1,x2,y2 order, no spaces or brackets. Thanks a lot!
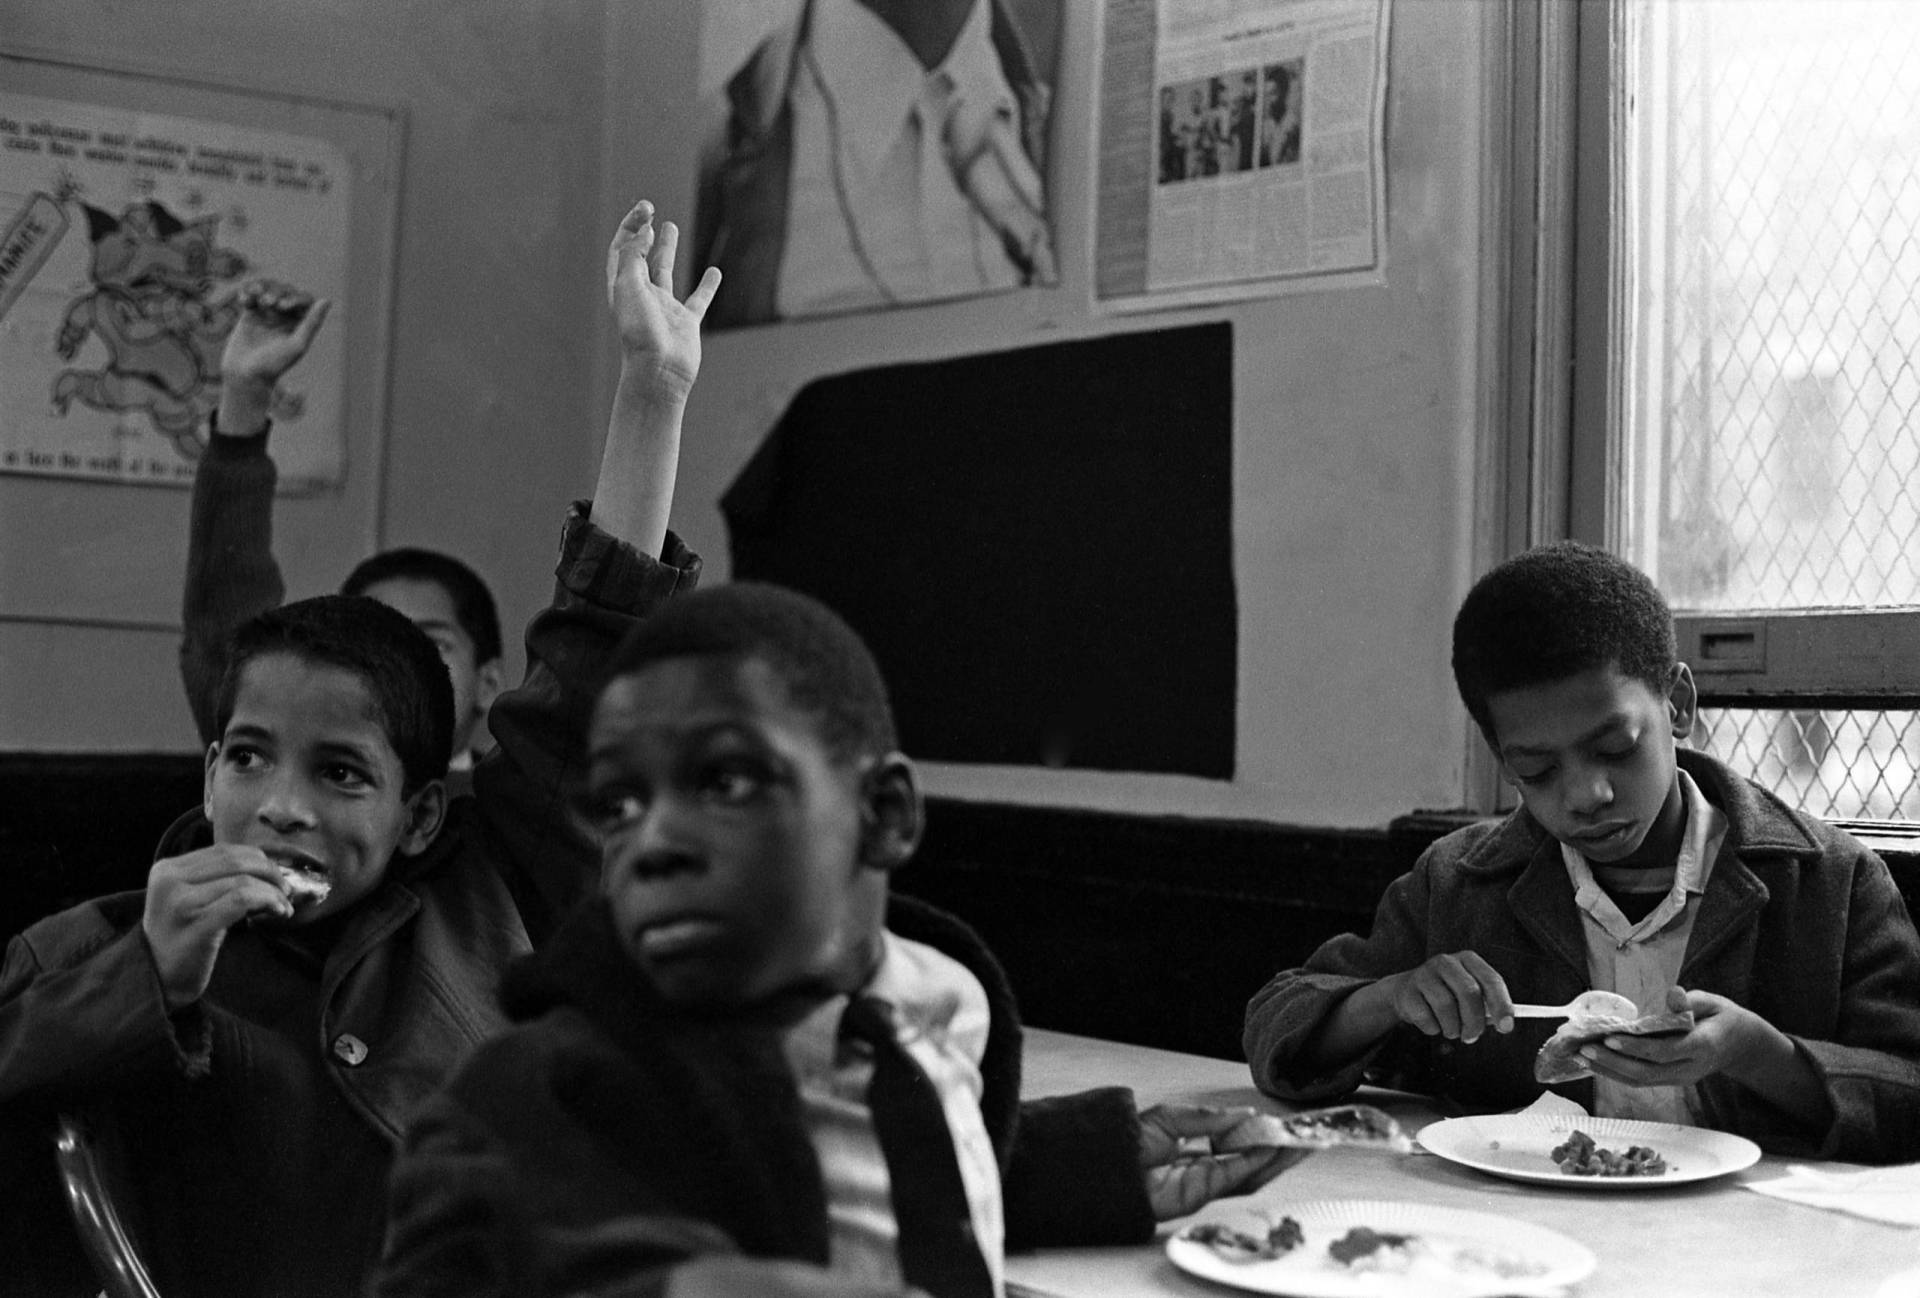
1137,1103,1309,1220
1384,950,1516,1043
221,280,330,388
606,199,721,400
1576,985,1765,1088
142,845,295,1010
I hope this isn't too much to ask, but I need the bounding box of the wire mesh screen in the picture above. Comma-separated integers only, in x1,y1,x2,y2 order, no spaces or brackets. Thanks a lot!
1628,0,1920,609
1691,708,1920,821
1622,1,1920,820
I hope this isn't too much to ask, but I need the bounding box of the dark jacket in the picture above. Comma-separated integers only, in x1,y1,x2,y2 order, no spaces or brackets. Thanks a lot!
1244,749,1920,1163
376,893,1155,1298
0,508,700,1297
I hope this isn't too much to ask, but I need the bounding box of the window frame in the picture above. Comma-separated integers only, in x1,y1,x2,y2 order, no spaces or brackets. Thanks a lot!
1564,0,1920,727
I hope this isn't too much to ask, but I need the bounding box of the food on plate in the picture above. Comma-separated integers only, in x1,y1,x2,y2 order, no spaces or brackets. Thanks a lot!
1216,1103,1414,1153
1326,1225,1418,1268
1549,1128,1668,1177
275,863,332,909
1181,1216,1305,1262
1533,1007,1695,1083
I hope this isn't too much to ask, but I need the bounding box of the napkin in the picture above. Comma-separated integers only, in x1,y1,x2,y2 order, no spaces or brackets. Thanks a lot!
1516,1091,1589,1120
1744,1162,1920,1227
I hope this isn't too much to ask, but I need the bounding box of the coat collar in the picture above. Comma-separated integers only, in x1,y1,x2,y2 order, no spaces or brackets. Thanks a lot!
1476,749,1811,995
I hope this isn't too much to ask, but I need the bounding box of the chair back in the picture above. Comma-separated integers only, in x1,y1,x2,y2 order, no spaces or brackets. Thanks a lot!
52,1111,161,1298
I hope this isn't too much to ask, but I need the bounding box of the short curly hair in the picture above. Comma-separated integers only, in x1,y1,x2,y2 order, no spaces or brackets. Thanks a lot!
1451,541,1676,740
600,582,896,764
214,595,455,794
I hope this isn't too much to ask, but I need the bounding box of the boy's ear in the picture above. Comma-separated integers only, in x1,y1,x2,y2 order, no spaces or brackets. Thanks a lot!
1667,662,1698,738
858,753,922,873
475,657,507,716
202,741,220,819
397,780,449,857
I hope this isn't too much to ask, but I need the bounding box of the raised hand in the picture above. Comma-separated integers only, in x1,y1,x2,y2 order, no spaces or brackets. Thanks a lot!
221,280,331,387
1137,1103,1307,1220
217,280,330,437
142,844,295,1009
606,199,721,399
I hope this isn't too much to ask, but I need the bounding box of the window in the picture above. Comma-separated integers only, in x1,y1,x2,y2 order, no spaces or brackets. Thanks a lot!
1571,0,1920,824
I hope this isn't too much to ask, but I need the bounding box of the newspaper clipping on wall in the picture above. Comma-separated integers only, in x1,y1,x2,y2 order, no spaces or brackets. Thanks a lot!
1095,0,1389,311
0,90,350,489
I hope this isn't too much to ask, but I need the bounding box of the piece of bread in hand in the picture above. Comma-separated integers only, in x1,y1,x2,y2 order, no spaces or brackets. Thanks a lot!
276,864,332,909
1216,1103,1412,1153
1533,1008,1695,1083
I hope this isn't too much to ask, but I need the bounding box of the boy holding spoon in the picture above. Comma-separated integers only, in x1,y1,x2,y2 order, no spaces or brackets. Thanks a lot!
1245,542,1920,1162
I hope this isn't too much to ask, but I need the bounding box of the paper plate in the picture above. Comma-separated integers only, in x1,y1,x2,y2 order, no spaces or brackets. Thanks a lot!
1418,1114,1760,1188
1168,1198,1597,1297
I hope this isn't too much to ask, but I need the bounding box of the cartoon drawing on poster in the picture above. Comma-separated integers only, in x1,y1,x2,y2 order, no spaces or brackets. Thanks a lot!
0,92,349,489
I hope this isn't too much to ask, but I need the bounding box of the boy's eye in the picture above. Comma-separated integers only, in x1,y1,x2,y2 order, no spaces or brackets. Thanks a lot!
223,744,265,770
322,763,373,789
699,763,767,804
578,788,647,832
1510,765,1554,787
1596,742,1636,761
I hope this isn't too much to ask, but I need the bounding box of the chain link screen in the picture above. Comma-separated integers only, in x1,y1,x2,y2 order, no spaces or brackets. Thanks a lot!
1621,1,1920,819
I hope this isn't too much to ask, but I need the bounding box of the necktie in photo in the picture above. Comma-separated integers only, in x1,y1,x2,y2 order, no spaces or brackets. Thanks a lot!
841,995,996,1298
941,87,1056,284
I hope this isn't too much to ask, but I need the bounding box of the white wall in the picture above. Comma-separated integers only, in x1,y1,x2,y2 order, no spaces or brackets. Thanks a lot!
0,0,615,750
2,0,1505,831
604,0,1500,827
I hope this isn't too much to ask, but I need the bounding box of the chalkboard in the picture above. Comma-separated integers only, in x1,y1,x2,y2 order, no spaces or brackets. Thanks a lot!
723,321,1235,777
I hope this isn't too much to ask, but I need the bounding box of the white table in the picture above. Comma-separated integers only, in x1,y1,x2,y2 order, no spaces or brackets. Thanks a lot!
1010,1029,1920,1298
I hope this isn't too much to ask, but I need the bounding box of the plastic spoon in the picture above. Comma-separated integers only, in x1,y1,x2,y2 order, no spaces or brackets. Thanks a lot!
1508,990,1638,1021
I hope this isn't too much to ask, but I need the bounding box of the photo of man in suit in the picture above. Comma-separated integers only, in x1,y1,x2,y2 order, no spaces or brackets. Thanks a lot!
694,0,1060,329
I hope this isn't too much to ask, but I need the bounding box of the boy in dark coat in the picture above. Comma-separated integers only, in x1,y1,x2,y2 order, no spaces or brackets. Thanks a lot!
379,583,1295,1298
1245,541,1920,1162
0,201,719,1296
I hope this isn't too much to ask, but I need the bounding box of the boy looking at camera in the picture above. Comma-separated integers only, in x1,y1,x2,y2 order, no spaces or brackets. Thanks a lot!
180,284,509,782
379,583,1295,1298
0,202,717,1296
1245,541,1920,1163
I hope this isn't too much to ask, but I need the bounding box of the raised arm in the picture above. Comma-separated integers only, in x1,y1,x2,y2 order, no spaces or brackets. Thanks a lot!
592,200,722,554
475,203,718,943
178,284,331,742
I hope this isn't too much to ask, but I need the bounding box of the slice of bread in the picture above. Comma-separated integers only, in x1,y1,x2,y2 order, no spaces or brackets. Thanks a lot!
276,864,333,909
1533,1009,1695,1083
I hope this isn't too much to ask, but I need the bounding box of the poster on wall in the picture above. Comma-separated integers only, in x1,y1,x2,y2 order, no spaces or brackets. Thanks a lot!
693,0,1064,329
0,89,351,490
1094,0,1389,311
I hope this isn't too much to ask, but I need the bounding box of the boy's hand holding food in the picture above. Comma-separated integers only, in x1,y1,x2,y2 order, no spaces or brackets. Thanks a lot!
142,845,304,1010
1137,1103,1309,1219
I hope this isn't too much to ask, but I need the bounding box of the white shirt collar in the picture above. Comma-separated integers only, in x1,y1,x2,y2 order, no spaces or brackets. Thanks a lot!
1561,765,1726,943
804,0,1008,180
782,928,991,1082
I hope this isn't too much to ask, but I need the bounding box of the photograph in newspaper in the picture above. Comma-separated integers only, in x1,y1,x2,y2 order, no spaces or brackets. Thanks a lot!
1098,0,1388,310
694,0,1064,330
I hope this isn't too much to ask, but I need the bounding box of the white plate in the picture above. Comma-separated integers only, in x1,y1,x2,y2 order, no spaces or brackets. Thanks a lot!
1167,1198,1596,1297
1418,1114,1761,1188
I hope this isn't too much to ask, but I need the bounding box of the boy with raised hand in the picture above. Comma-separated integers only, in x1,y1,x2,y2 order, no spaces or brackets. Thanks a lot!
1244,540,1920,1163
0,202,719,1296
378,582,1296,1298
183,278,508,781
